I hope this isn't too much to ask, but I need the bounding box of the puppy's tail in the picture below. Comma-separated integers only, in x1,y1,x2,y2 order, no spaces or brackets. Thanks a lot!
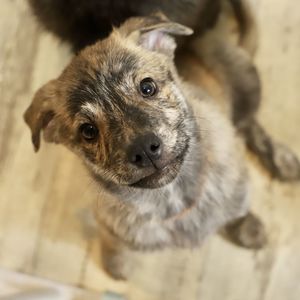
228,0,258,56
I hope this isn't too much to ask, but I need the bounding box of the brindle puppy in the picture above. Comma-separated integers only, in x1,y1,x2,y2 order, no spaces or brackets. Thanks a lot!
24,0,300,279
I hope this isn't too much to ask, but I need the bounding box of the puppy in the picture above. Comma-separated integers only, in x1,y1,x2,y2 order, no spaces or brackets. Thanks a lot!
24,0,300,279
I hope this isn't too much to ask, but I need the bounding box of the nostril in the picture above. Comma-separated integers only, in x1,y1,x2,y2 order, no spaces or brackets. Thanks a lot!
134,154,143,163
150,143,160,153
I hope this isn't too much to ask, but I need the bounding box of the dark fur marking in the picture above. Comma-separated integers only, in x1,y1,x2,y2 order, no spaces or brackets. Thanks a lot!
67,52,138,116
118,104,152,127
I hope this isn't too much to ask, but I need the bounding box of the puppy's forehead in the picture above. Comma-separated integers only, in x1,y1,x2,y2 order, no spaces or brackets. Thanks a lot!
65,45,139,116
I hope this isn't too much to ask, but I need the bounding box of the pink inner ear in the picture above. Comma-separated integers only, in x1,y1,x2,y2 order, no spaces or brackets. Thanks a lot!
141,30,176,53
43,117,60,144
43,118,54,141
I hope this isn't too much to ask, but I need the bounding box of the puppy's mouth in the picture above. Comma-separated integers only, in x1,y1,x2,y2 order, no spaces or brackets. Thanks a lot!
129,144,189,189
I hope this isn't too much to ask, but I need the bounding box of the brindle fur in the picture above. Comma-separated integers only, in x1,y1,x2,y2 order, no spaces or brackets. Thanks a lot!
24,0,300,279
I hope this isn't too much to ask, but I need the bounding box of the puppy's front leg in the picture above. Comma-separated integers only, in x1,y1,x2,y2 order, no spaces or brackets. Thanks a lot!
225,212,267,249
99,226,128,280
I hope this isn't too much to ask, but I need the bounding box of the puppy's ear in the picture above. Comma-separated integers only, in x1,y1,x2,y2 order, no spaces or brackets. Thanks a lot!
24,80,61,152
118,12,193,56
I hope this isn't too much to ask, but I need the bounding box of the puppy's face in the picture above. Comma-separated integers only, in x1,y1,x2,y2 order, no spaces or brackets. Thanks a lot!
24,15,194,189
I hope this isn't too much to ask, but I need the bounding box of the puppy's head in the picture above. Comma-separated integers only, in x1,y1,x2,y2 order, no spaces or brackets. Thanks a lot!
24,14,194,189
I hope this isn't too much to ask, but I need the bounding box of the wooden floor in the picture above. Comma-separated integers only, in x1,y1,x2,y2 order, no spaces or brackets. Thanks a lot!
0,0,299,299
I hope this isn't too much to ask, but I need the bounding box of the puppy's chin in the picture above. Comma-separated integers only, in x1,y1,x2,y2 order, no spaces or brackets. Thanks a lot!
129,160,182,189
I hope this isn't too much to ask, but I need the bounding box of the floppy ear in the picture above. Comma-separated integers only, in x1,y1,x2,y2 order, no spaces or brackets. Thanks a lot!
118,12,193,56
24,79,61,152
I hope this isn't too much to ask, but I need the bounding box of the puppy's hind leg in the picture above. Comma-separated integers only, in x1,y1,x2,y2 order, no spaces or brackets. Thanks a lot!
188,2,300,181
212,42,300,180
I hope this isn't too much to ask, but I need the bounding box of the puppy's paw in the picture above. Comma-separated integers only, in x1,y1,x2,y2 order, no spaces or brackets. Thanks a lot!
225,212,267,249
102,259,127,281
272,142,300,181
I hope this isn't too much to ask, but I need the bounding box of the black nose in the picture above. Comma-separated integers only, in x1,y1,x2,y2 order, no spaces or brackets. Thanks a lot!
128,133,163,168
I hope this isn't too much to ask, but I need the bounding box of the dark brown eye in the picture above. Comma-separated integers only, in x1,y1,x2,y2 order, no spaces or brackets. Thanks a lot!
139,78,157,97
80,123,98,141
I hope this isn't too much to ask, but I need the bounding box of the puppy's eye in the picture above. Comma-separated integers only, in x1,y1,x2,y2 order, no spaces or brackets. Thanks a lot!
80,123,98,141
139,78,157,97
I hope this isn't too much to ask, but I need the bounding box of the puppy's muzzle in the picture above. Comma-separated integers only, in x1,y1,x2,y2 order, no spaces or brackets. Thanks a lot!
127,133,163,169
